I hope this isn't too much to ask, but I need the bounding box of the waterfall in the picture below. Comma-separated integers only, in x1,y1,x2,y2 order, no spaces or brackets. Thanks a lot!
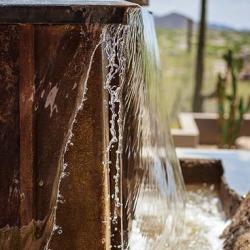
102,7,186,250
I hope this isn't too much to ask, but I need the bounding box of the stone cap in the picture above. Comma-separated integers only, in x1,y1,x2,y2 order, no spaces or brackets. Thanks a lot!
0,0,138,24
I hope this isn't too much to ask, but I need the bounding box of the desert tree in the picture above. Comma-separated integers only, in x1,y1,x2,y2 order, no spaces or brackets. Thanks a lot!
193,0,207,112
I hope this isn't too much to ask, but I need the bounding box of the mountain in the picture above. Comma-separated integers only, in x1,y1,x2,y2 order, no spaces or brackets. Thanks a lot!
154,12,238,31
208,23,235,31
154,13,191,29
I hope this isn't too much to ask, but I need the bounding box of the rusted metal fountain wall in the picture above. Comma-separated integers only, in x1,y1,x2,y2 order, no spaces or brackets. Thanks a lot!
0,1,148,250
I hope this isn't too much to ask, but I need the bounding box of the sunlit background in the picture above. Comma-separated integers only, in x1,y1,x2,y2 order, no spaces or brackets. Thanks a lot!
145,0,250,132
148,0,250,30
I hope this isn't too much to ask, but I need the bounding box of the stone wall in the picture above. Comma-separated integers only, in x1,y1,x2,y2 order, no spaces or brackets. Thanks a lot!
222,191,250,250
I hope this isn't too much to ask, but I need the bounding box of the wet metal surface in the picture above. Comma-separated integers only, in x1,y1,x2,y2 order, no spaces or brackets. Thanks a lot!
0,0,135,4
49,45,109,250
0,1,137,249
0,23,109,250
0,25,20,229
19,25,35,226
34,24,92,221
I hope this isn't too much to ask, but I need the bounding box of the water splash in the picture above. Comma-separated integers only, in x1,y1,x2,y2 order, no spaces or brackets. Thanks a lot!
100,7,186,250
119,8,186,250
180,185,229,250
102,24,128,219
44,83,59,117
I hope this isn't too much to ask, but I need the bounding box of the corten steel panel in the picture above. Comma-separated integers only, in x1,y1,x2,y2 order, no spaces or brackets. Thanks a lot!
0,25,20,229
49,46,110,250
0,2,139,249
34,22,102,218
19,25,35,227
0,24,113,250
34,25,87,222
180,159,224,184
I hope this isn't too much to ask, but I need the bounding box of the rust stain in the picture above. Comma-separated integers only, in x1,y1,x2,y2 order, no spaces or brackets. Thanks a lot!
0,25,20,229
19,24,35,227
49,42,109,250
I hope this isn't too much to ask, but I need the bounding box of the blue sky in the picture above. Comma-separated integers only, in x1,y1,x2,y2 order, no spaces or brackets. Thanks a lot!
147,0,250,30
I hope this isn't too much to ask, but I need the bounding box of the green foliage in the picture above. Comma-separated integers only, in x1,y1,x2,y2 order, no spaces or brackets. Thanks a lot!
156,28,250,124
217,50,250,148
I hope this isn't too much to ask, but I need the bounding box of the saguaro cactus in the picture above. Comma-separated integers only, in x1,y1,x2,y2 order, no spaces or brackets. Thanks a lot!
217,50,250,148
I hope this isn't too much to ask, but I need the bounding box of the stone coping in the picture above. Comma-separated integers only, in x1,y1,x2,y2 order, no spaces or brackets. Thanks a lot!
171,113,200,147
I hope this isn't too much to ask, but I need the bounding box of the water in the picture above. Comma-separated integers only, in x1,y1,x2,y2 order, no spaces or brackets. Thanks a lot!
57,6,185,250
100,8,233,250
180,185,229,250
129,184,229,250
112,8,186,250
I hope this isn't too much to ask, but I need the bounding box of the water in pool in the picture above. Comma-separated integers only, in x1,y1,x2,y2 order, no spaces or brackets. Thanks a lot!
129,184,229,250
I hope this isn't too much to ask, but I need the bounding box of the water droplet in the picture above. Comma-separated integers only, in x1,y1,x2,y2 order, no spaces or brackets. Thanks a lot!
38,180,44,187
63,163,68,170
13,178,19,184
58,229,63,235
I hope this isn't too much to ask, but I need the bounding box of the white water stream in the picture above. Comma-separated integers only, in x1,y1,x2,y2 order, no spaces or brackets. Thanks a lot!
180,185,230,250
129,184,229,250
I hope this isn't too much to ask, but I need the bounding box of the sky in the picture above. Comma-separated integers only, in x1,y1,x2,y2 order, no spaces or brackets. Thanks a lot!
147,0,250,30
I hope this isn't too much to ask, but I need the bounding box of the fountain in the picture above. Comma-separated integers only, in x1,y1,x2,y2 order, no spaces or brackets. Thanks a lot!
0,1,185,250
2,1,248,250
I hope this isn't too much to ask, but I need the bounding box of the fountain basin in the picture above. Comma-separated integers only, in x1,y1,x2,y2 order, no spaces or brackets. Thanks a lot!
178,148,250,219
180,184,229,250
178,148,250,197
177,149,250,250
